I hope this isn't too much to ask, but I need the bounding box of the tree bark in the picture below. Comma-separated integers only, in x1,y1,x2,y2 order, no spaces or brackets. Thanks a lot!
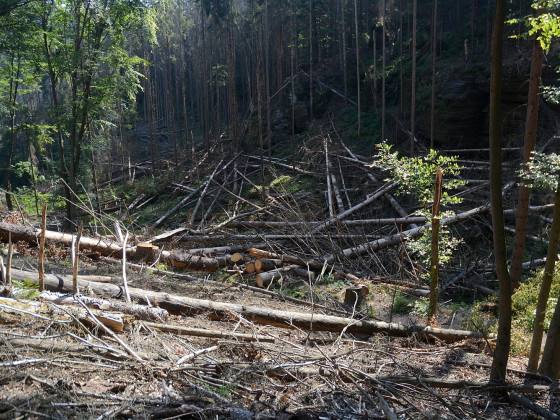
510,35,544,290
488,0,512,383
529,187,560,371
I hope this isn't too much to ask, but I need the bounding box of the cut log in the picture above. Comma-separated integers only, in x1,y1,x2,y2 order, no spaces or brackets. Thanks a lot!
163,251,219,272
215,253,246,267
245,261,257,274
229,252,245,264
141,321,274,342
254,258,282,272
16,268,492,342
256,267,290,288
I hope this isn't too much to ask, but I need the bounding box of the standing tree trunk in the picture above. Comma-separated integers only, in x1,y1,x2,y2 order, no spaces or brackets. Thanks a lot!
430,0,438,149
309,0,313,120
265,0,272,162
528,185,560,371
354,0,361,136
227,1,239,155
488,0,512,383
341,0,348,101
428,168,443,321
381,0,386,141
410,0,417,155
510,34,544,290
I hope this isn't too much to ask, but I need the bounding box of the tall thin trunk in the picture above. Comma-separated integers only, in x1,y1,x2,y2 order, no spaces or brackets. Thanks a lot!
539,196,560,378
165,37,178,165
489,0,511,383
510,34,544,290
5,55,20,212
265,0,271,162
354,0,361,136
381,0,386,140
291,0,296,168
430,0,438,149
341,0,347,101
42,10,71,218
399,0,403,113
227,2,238,155
410,0,417,155
528,185,560,371
309,0,313,120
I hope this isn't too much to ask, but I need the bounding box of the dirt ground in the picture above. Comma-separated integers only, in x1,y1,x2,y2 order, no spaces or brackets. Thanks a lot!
1,248,559,420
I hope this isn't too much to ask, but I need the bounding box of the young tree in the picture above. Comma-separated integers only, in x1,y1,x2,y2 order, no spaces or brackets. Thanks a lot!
519,152,560,372
510,3,559,290
488,0,512,383
41,0,144,219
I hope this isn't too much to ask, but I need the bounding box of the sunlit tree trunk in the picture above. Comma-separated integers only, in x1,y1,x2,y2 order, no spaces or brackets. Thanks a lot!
510,31,544,291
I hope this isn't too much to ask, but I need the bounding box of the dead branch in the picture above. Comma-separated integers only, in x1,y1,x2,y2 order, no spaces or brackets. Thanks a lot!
140,321,274,342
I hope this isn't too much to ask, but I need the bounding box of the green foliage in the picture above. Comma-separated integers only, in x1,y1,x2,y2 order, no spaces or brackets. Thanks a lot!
13,186,65,213
12,278,39,300
375,143,465,274
507,1,560,50
411,298,430,318
375,142,465,207
512,268,560,332
520,151,560,190
392,290,414,314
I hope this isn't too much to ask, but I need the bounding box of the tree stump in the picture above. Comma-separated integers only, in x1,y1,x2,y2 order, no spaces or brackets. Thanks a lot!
344,285,369,310
134,243,159,263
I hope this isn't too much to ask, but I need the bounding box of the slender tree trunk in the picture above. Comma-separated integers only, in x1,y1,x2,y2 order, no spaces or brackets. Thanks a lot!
410,0,417,155
488,0,512,383
430,0,438,149
291,0,296,168
381,0,386,140
309,0,313,120
165,37,178,165
528,186,560,371
354,0,360,136
265,0,271,162
539,209,560,378
227,4,238,155
5,56,19,212
428,168,443,321
42,11,71,218
341,0,348,101
510,35,544,290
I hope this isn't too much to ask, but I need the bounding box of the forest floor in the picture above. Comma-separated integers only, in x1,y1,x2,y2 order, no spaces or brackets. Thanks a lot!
0,249,551,420
1,120,560,418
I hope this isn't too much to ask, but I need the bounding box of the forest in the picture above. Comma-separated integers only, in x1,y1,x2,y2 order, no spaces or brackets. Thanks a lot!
1,0,560,418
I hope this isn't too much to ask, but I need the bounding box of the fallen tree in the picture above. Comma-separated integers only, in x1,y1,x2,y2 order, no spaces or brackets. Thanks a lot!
0,222,220,272
13,268,493,342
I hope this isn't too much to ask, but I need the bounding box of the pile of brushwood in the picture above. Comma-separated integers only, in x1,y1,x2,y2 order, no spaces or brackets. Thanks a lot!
0,125,559,418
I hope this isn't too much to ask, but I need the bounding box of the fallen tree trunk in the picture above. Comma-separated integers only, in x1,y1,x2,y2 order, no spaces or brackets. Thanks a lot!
0,222,220,272
0,222,129,256
141,321,274,343
15,268,491,342
39,291,169,321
